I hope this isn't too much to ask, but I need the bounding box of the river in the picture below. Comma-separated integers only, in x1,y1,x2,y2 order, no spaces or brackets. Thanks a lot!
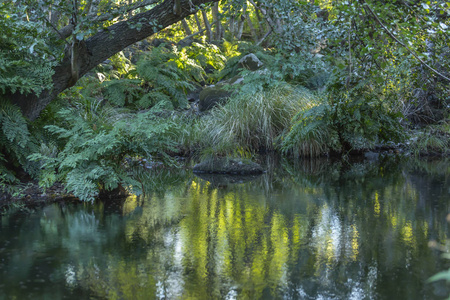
0,157,449,299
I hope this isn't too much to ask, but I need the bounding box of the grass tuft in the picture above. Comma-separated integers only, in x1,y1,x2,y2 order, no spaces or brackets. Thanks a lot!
179,84,317,156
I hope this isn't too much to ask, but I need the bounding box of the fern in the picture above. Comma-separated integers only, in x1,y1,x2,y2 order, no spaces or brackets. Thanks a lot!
0,101,40,193
136,46,201,109
102,79,143,107
183,42,227,71
30,101,179,201
281,86,406,156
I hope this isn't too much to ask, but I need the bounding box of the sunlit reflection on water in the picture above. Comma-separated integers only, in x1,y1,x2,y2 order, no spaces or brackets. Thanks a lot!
0,158,449,299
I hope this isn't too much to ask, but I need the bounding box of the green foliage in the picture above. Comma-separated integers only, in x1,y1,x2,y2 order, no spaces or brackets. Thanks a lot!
0,101,39,193
98,45,213,110
102,79,144,107
408,121,450,156
281,84,406,157
136,45,202,109
217,42,330,94
184,41,227,72
108,52,136,78
29,100,179,202
325,0,450,123
0,3,55,96
177,84,314,155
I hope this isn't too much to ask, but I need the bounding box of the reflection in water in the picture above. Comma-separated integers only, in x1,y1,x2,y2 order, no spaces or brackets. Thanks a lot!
0,158,449,299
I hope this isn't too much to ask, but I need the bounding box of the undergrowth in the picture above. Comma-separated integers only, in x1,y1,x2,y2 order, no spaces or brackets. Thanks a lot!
281,83,406,157
176,84,316,156
29,100,179,202
408,120,450,156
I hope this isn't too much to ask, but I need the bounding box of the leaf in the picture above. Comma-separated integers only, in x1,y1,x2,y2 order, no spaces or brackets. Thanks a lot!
427,270,450,283
29,42,36,54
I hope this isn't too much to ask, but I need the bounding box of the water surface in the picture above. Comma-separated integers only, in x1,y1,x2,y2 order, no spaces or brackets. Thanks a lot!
1,157,449,299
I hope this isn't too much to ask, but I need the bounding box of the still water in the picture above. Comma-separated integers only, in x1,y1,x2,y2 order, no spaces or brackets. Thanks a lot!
1,157,449,299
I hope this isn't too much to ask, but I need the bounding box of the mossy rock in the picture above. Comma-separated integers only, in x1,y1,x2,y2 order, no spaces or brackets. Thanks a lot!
193,158,264,174
198,86,232,111
238,53,264,71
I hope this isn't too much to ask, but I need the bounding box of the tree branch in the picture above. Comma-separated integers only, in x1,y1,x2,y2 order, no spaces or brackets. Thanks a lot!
11,0,220,121
257,29,272,46
178,27,206,43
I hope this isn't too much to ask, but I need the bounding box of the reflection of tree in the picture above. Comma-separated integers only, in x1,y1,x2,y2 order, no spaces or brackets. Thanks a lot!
1,159,449,299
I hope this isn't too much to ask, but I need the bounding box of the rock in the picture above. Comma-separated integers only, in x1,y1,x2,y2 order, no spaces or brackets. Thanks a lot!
198,75,244,111
198,86,232,111
193,158,264,175
150,38,173,49
238,53,263,71
228,75,244,85
186,85,203,103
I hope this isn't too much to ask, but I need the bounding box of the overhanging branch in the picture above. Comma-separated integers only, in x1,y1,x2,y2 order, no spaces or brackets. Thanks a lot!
363,0,450,82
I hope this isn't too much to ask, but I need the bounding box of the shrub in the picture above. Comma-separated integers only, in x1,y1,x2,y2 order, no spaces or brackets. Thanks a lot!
408,121,450,156
281,86,406,157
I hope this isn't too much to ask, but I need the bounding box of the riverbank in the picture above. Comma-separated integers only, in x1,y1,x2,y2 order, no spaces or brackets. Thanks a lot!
1,147,448,212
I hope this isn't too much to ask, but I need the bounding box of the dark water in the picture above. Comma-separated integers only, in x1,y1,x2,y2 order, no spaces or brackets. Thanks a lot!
1,157,450,299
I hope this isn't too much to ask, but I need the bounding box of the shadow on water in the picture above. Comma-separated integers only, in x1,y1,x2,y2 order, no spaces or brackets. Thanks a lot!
0,156,449,299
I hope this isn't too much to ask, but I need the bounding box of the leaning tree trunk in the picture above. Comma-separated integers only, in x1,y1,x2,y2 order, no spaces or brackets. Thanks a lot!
201,9,213,42
194,13,203,32
181,19,193,35
9,0,220,121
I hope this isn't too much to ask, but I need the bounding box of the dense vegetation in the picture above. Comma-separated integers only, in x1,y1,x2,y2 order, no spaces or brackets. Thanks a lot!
1,0,449,201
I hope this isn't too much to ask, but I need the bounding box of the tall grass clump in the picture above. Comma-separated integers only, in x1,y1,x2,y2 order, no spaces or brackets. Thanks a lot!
195,84,316,155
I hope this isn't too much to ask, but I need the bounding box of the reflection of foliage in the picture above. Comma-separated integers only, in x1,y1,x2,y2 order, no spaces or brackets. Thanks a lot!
1,159,449,299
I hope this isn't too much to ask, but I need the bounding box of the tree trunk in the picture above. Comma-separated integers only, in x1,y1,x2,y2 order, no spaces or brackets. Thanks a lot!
194,13,203,32
201,9,213,42
236,15,245,40
253,4,265,37
235,3,247,41
181,19,193,35
229,15,236,39
246,13,258,42
212,3,222,40
9,0,220,121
